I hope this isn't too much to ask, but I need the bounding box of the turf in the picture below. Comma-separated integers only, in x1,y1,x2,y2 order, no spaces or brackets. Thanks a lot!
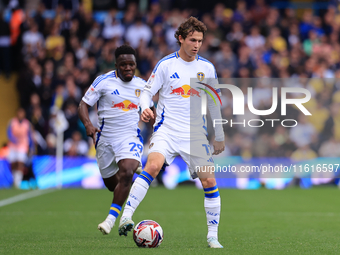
0,186,339,254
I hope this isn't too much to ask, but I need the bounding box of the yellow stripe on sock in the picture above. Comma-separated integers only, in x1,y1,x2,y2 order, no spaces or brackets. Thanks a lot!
110,207,121,214
140,174,151,182
205,188,219,194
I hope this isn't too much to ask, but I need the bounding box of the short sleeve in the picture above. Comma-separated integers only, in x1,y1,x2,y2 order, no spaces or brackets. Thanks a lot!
144,63,165,96
82,77,105,107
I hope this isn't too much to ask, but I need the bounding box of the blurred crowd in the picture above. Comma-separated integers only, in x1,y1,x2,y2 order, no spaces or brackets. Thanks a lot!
1,0,340,160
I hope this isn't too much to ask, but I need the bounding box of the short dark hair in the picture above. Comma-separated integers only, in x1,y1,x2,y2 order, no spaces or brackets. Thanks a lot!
115,44,136,59
174,17,207,46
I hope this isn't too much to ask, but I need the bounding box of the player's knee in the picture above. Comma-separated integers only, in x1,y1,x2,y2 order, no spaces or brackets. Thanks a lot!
119,163,136,186
145,163,161,178
120,169,134,185
201,178,216,189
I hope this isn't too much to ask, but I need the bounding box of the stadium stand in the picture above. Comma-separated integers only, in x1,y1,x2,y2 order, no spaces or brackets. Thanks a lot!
0,0,339,166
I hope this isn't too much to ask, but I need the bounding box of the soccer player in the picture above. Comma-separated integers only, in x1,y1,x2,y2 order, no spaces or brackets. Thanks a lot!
7,108,34,188
78,45,152,235
118,17,225,248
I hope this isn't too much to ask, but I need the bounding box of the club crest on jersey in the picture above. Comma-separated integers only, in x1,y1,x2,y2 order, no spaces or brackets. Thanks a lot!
197,72,205,81
135,89,141,97
149,143,154,149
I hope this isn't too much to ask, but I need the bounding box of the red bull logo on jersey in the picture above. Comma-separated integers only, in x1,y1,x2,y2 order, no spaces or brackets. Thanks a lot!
170,85,201,98
112,100,138,111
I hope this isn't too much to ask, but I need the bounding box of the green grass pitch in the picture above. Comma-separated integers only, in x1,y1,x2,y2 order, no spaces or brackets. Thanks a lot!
0,186,339,254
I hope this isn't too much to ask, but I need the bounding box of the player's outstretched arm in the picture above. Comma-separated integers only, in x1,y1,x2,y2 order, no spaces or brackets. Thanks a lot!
78,100,101,144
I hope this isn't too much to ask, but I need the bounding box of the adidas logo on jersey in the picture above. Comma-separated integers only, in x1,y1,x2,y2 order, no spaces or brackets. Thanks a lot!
170,72,180,79
111,89,120,95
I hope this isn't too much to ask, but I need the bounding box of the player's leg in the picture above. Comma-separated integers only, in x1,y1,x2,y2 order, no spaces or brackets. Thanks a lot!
120,152,164,217
119,152,165,235
181,139,223,248
113,158,140,236
9,149,25,188
115,159,140,204
97,173,119,235
99,158,139,235
96,141,122,235
199,174,222,248
120,133,177,236
13,162,25,188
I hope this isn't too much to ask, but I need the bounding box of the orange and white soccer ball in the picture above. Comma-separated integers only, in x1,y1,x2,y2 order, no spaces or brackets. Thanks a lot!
133,220,164,248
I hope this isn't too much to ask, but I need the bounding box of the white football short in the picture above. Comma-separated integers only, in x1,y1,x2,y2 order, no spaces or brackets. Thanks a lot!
7,149,28,163
96,136,143,179
148,131,214,178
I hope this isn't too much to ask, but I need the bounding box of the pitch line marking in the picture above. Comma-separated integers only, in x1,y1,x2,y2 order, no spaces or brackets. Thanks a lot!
0,189,56,208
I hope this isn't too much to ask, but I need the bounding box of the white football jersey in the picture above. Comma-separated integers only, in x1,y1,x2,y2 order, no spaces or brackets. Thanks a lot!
82,70,145,143
144,51,221,139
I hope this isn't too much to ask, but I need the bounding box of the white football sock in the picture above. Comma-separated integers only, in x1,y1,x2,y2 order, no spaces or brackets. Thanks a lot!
121,176,151,219
106,215,115,228
13,170,23,188
106,203,121,226
205,196,221,239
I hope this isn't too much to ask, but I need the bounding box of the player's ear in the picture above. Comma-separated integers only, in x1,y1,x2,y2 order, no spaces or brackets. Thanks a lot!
178,35,184,44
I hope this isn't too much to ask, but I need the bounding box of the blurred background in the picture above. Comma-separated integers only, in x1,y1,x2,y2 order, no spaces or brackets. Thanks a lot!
0,0,339,190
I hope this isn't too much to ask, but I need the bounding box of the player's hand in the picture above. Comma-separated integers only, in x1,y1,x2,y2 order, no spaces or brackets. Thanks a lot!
85,124,101,144
212,140,225,155
141,108,154,122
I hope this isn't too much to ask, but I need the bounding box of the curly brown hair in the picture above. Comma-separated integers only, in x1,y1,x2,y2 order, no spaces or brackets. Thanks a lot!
174,17,207,46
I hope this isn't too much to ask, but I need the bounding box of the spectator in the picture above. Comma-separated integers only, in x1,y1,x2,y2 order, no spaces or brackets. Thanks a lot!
233,0,247,23
102,10,125,41
250,0,269,25
299,9,314,41
214,41,237,75
22,20,44,56
45,133,57,155
6,1,340,164
45,24,65,61
125,16,152,48
245,26,265,54
290,114,317,148
62,99,79,140
319,137,340,157
0,142,9,159
291,145,317,161
64,130,88,156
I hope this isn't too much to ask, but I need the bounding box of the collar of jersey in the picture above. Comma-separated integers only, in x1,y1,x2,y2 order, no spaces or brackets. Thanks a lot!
176,51,199,64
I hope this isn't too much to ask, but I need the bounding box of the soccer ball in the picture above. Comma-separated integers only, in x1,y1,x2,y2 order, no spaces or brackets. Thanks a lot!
133,220,164,248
